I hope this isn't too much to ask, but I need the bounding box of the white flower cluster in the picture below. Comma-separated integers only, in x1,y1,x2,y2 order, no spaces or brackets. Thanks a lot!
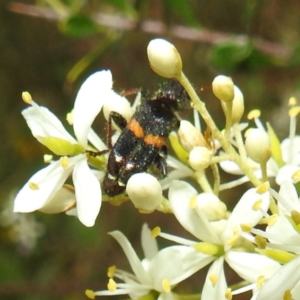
13,39,300,300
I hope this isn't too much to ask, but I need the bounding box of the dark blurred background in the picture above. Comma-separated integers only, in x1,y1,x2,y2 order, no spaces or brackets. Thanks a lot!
0,0,300,299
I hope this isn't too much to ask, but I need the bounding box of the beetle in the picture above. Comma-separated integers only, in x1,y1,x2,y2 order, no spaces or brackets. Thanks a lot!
101,80,191,197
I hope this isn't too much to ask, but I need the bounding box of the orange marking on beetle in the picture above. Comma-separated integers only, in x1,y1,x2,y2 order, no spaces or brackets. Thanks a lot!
127,118,144,138
144,134,165,148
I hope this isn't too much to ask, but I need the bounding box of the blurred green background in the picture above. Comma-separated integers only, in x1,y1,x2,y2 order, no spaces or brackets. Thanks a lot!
0,0,300,299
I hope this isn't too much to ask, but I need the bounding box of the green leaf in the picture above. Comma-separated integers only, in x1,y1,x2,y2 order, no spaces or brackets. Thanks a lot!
104,0,137,17
209,42,274,71
164,0,199,26
209,43,253,71
58,14,98,38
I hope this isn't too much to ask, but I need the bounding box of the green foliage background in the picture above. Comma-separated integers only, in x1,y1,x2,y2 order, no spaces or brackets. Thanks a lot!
0,0,300,299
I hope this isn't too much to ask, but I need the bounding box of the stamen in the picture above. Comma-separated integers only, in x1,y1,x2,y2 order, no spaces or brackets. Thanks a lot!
208,274,218,286
247,109,261,119
22,91,33,104
107,278,117,291
85,289,95,299
283,289,292,300
60,156,69,169
107,265,116,278
189,195,197,208
289,106,300,117
256,181,270,194
66,110,74,125
289,96,297,106
43,154,53,163
255,235,267,249
267,214,278,226
252,199,262,211
226,233,239,247
256,275,265,289
225,288,232,300
292,169,300,183
29,182,39,190
162,279,171,293
291,210,300,225
151,226,161,238
240,223,252,232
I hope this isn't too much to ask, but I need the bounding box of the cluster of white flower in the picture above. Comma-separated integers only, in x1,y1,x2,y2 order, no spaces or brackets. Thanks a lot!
13,38,300,300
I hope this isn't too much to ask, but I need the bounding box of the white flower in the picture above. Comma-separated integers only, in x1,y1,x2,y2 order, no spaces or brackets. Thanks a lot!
159,180,281,299
249,181,300,255
254,255,300,300
14,70,122,227
87,224,211,300
147,39,182,78
220,106,300,189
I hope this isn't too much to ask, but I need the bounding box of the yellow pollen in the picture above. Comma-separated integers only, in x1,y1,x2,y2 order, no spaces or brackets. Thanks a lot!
256,181,270,194
283,289,292,300
189,195,197,208
240,223,252,232
162,279,171,293
252,199,262,211
151,226,161,238
226,233,239,247
289,106,300,117
225,288,232,300
85,289,95,299
43,154,53,163
289,96,297,106
255,235,267,249
247,109,261,120
107,278,117,291
29,182,39,190
256,276,265,289
60,156,69,169
22,91,33,104
208,274,218,286
292,169,300,183
66,110,74,125
267,214,278,226
107,265,116,278
291,210,300,225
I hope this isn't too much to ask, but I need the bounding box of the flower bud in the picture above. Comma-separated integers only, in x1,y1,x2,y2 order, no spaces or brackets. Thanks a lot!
103,92,133,130
212,75,234,102
221,86,244,124
189,146,212,171
194,193,227,221
178,120,207,152
126,173,163,212
147,39,182,78
245,128,271,164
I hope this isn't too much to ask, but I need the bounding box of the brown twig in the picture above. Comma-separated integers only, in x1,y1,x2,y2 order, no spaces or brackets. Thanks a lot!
8,2,293,59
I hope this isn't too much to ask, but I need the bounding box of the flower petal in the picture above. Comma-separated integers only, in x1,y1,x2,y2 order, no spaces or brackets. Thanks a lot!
226,251,281,283
141,224,158,260
266,214,300,245
276,165,299,185
168,180,220,243
72,158,101,227
149,245,214,290
22,106,76,143
73,70,112,147
109,230,152,284
278,180,300,212
222,188,270,243
14,161,72,213
201,257,227,300
39,185,75,214
256,256,300,300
